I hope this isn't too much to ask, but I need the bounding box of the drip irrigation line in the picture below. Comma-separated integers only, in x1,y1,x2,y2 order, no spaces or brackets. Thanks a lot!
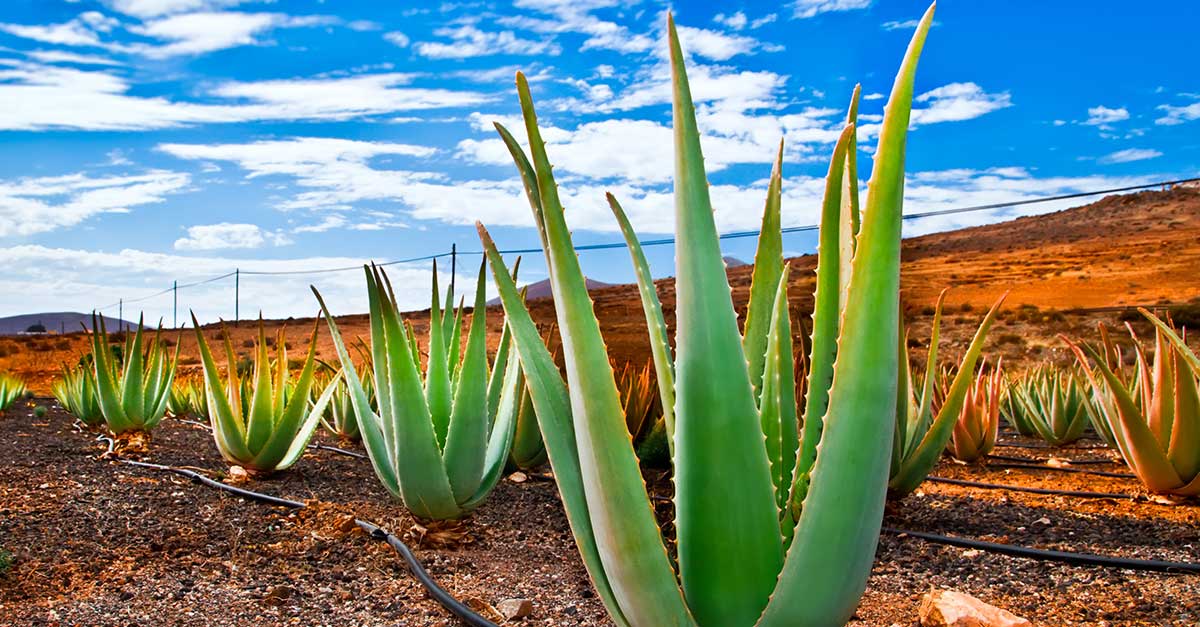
995,440,1108,451
987,453,1119,466
927,476,1133,500
983,462,1135,480
103,451,497,627
883,527,1200,574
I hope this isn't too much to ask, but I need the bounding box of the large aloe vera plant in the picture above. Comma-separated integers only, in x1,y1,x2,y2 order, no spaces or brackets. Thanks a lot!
191,318,337,475
312,260,524,519
890,291,1004,496
52,363,103,426
90,314,179,435
1009,366,1090,446
476,8,935,625
1067,310,1200,496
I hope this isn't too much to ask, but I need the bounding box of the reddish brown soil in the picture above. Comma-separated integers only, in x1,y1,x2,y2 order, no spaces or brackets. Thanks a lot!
1,402,1197,626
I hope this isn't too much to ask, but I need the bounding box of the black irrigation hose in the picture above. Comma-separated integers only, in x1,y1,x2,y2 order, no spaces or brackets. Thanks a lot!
983,462,1136,480
927,476,1134,500
996,440,1108,451
101,445,497,627
883,527,1200,574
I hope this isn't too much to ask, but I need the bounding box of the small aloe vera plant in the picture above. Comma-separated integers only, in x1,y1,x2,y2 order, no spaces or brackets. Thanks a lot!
944,359,1004,463
1009,366,1090,446
890,291,1004,496
90,314,179,435
477,7,936,625
312,260,524,519
191,317,337,475
0,373,27,412
52,363,104,427
1067,311,1200,496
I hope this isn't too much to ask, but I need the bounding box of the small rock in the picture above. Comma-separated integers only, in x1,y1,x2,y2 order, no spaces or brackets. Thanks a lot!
497,598,533,620
919,589,1031,627
262,585,296,607
227,466,249,484
508,471,528,484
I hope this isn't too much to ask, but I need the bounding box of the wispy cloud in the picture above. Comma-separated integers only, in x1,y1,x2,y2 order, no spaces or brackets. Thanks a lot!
911,82,1012,125
1097,148,1162,164
792,0,873,19
0,169,191,237
174,222,292,250
414,24,559,59
1084,105,1129,126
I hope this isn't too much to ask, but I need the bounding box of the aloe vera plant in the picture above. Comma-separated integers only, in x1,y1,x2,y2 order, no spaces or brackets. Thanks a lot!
1067,310,1200,495
944,359,1003,463
318,366,372,442
1009,366,1089,446
52,364,103,426
476,7,935,625
191,317,337,475
0,373,27,412
89,314,179,435
167,378,201,417
890,291,1004,496
312,260,524,519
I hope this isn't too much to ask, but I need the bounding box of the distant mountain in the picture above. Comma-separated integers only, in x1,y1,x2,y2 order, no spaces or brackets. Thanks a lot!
723,256,749,268
487,277,614,306
0,312,134,335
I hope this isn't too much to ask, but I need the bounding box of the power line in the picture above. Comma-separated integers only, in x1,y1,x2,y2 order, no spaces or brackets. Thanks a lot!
96,175,1198,314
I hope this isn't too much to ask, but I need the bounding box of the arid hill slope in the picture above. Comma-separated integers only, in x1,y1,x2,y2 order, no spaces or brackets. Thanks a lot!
3,186,1199,393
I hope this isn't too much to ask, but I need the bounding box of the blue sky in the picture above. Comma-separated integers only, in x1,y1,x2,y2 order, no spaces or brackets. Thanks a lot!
0,0,1196,324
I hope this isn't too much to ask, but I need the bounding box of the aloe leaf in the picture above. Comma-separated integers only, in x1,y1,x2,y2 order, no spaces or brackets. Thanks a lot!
313,282,402,498
839,84,862,307
477,226,633,627
606,193,676,458
759,266,798,518
120,318,147,427
245,322,276,453
250,321,322,470
426,263,453,448
742,141,785,402
1168,349,1200,480
461,346,522,510
515,67,694,624
759,6,935,624
890,294,1005,497
1141,308,1200,374
277,372,340,470
795,124,855,489
666,15,781,625
190,314,253,462
906,290,946,460
443,260,491,503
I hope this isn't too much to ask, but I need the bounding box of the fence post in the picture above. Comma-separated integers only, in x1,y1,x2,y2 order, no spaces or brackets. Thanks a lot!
118,299,123,333
234,269,240,326
450,243,457,300
173,280,178,329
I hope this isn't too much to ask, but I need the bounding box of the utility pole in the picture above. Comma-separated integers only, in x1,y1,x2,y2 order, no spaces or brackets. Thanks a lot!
118,299,123,333
234,269,240,326
173,280,178,328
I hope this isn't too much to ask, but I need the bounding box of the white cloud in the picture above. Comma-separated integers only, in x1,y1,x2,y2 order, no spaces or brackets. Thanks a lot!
1155,101,1200,126
105,0,254,19
502,0,654,55
174,222,292,250
715,12,748,30
414,25,559,59
0,61,490,131
24,49,124,66
675,25,778,61
911,82,1012,125
792,0,873,19
1084,105,1129,126
126,11,335,58
0,12,118,47
384,31,410,47
0,169,191,237
1097,148,1162,164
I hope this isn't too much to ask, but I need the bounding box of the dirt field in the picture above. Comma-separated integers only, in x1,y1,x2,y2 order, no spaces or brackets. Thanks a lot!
0,404,1196,626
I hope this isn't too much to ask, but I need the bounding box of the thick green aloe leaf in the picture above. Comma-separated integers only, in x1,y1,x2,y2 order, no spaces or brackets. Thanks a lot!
1168,351,1200,481
742,141,785,402
795,124,855,492
839,84,862,307
91,314,128,431
121,318,146,427
443,260,491,503
606,193,676,457
666,15,781,626
190,314,253,462
426,263,453,449
477,226,632,627
1141,308,1200,374
461,347,522,510
513,69,693,625
245,323,276,452
759,5,935,625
